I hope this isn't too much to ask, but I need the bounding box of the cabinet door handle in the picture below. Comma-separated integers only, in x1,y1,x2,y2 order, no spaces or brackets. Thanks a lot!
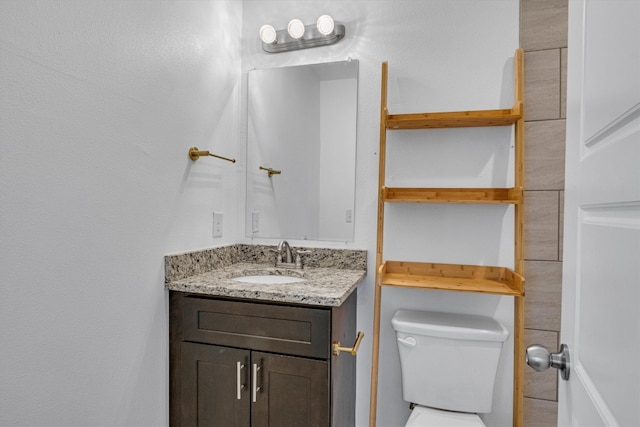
236,361,245,400
252,363,261,403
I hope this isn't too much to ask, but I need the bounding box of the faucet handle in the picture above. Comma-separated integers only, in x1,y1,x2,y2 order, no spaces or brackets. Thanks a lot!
294,250,311,268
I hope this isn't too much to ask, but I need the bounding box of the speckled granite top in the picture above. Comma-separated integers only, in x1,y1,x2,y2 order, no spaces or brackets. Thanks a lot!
165,245,366,307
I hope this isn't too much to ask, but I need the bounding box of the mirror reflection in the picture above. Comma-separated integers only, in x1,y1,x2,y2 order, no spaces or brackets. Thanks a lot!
246,60,358,242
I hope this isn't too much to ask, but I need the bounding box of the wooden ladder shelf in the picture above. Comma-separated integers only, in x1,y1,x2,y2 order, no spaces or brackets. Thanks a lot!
369,49,525,427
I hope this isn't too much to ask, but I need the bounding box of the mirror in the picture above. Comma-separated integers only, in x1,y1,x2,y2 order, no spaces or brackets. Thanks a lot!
246,60,358,241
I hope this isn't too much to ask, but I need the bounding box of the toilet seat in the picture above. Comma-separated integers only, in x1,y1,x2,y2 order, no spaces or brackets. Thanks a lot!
405,406,486,427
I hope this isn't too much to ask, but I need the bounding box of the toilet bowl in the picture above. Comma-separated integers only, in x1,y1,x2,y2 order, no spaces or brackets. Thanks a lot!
391,309,509,427
405,406,485,427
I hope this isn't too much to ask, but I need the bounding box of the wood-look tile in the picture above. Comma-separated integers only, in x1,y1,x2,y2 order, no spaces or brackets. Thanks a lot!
525,191,560,260
524,49,561,121
524,329,559,400
561,48,567,119
525,120,566,190
520,0,568,51
524,261,562,331
524,397,558,427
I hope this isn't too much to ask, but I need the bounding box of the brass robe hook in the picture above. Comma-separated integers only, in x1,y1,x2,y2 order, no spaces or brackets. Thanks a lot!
259,166,281,177
188,147,236,163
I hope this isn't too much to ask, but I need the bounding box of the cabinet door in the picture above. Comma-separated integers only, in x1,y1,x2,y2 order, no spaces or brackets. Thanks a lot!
251,352,329,427
181,342,250,427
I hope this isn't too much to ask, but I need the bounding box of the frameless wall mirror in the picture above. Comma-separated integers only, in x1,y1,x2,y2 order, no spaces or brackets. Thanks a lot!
246,59,358,241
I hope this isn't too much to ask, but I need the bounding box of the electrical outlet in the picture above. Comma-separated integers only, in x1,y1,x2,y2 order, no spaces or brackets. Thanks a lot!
213,212,223,237
345,209,353,223
252,212,260,233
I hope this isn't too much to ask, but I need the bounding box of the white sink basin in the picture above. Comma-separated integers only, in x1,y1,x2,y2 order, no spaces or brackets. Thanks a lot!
231,275,306,284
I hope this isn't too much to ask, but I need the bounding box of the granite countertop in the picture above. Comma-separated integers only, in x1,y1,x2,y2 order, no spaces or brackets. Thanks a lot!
164,245,367,307
166,262,365,306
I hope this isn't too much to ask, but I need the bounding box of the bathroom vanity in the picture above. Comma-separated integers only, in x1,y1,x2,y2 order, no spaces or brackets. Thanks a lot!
165,245,366,427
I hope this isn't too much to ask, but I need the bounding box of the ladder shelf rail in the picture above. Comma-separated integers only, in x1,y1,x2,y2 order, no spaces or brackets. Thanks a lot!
369,49,525,427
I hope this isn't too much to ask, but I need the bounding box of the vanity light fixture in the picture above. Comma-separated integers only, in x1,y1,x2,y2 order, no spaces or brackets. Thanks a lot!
259,24,277,44
287,19,305,39
259,14,345,54
316,15,334,35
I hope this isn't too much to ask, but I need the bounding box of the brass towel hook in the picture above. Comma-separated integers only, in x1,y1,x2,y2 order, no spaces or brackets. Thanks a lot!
188,147,236,163
259,166,281,177
332,331,364,356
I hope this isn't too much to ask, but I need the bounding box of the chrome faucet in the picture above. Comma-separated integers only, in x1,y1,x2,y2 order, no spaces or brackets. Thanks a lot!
275,240,310,269
277,240,294,264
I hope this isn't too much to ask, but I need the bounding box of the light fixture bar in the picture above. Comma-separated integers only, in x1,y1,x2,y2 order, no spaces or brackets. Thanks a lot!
261,22,345,54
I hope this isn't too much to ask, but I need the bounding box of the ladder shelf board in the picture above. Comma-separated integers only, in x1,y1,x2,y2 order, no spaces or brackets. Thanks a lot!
383,187,522,204
379,260,524,296
385,105,522,130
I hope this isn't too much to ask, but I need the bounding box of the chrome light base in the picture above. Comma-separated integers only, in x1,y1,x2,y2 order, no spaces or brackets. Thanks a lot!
261,23,345,54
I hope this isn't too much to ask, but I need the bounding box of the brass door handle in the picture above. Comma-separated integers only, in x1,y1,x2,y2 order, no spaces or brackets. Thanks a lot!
332,331,364,356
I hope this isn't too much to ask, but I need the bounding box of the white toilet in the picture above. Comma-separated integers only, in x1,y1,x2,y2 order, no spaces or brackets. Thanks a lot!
392,310,509,427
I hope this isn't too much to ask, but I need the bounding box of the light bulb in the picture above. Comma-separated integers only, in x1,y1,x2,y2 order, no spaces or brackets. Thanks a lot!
316,15,334,35
259,24,277,44
287,19,305,39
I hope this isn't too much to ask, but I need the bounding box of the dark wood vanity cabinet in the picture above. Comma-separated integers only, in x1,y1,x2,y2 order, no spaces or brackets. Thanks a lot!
169,291,357,427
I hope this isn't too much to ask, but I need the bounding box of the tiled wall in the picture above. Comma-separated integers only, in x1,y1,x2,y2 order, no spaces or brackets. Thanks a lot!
520,0,568,425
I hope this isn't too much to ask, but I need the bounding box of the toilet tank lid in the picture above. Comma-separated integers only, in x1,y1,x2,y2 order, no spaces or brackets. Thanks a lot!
391,310,509,342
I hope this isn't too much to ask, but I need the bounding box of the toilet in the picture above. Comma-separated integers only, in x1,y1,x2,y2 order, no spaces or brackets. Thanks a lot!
392,310,509,427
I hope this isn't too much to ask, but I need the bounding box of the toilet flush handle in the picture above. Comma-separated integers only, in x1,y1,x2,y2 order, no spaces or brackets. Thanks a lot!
397,336,417,347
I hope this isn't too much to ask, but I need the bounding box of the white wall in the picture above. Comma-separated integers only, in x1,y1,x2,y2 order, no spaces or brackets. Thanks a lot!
0,1,518,426
240,1,518,426
0,1,241,425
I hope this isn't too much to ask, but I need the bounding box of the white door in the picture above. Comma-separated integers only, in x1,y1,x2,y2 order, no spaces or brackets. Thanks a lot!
560,0,640,425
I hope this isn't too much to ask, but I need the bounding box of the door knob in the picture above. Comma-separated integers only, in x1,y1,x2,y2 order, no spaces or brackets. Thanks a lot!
525,343,570,380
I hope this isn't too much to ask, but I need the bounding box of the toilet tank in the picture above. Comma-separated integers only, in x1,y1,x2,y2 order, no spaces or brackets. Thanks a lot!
392,310,509,414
